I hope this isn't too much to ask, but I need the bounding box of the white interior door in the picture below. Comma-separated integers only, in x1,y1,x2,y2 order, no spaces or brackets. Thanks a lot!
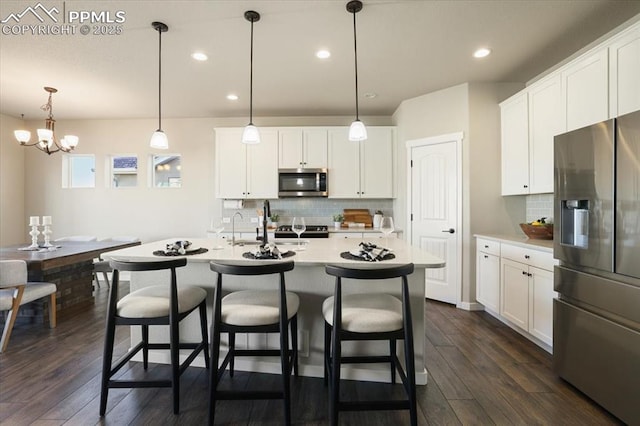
408,133,462,304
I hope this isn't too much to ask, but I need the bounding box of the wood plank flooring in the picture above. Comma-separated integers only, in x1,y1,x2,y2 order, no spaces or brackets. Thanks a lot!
0,282,622,425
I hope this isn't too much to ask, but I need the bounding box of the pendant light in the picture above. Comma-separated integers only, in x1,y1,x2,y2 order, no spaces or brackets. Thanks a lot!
242,10,261,144
150,21,169,149
346,0,367,142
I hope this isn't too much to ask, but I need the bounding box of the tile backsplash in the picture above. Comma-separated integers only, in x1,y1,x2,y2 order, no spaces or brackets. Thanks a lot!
218,198,393,227
526,193,553,223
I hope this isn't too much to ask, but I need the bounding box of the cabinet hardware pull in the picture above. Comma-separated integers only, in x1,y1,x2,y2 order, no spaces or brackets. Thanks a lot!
484,255,488,259
524,255,530,259
522,271,528,275
484,245,489,248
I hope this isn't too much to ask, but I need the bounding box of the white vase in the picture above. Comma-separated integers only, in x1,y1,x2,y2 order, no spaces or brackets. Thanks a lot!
373,214,383,229
334,222,341,229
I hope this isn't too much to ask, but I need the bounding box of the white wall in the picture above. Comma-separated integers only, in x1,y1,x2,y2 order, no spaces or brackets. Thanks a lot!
392,82,525,304
15,115,391,243
0,113,26,245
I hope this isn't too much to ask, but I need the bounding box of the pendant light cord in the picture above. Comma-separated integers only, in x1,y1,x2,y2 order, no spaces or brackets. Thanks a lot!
352,9,359,121
249,18,254,125
158,27,162,131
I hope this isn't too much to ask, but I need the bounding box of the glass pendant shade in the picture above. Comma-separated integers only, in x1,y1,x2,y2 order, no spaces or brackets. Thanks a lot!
64,135,79,148
150,130,169,149
242,124,261,145
37,128,53,145
14,130,31,144
348,119,367,142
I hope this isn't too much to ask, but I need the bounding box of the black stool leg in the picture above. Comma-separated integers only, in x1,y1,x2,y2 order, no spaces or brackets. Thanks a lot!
324,321,331,386
99,313,116,416
290,315,298,377
170,312,180,414
280,315,291,425
390,338,397,384
229,332,236,377
208,276,223,426
142,324,149,369
199,301,210,369
402,275,417,426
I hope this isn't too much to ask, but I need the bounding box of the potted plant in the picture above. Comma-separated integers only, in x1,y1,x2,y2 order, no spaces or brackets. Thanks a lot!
332,213,344,229
269,213,280,228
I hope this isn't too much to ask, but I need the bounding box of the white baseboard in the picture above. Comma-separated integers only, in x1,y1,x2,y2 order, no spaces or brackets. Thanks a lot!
456,301,484,311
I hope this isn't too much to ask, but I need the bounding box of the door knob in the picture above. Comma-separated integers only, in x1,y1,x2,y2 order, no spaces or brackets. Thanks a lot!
442,228,455,234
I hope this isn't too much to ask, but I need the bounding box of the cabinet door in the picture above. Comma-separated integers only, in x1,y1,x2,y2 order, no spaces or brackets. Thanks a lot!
609,24,640,117
247,129,279,199
477,252,500,313
216,128,247,198
562,49,609,132
303,129,328,168
329,232,362,239
500,258,529,331
528,266,555,346
360,127,393,198
500,93,530,195
528,75,562,193
278,128,304,168
328,128,360,198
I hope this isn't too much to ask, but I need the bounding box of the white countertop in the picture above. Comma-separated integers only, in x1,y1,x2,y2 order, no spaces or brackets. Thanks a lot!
104,237,444,268
474,234,554,252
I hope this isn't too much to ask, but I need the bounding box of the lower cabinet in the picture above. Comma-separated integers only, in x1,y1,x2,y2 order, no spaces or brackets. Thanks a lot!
476,236,557,351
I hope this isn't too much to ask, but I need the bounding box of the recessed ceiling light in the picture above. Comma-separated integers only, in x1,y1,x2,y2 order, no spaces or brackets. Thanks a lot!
316,50,331,59
226,94,238,101
364,92,377,99
191,52,208,61
473,48,492,58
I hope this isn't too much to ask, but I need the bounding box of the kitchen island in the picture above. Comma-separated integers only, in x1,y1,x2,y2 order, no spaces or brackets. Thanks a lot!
103,237,444,384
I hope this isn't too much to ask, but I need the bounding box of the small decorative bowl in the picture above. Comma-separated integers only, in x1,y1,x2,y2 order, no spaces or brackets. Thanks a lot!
519,223,554,240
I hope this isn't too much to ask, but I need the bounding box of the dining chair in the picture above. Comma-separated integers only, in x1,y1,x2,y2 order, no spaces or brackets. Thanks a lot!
0,260,57,353
99,257,209,416
323,263,417,426
208,261,298,426
93,236,140,287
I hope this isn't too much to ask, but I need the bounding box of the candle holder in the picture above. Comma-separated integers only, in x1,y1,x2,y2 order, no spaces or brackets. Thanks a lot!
42,225,53,247
28,224,40,249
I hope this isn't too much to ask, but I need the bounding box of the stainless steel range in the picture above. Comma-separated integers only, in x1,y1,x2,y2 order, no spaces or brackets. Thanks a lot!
274,225,329,238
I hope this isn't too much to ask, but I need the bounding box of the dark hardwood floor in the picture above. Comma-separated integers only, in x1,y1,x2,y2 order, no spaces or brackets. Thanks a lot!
0,282,622,425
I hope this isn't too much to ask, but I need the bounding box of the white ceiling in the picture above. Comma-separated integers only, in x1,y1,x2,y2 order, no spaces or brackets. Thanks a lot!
1,0,639,121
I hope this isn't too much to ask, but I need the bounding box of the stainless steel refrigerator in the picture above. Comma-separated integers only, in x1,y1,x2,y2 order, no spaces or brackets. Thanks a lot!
553,109,640,425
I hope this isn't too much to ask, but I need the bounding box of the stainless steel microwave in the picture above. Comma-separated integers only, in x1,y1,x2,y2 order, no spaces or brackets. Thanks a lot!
278,168,327,197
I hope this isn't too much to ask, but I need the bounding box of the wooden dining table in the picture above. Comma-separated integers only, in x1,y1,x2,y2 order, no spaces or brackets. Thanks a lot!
0,240,140,322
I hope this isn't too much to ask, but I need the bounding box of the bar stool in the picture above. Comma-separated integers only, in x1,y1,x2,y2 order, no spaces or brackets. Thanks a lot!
323,263,416,426
208,261,298,426
99,257,209,416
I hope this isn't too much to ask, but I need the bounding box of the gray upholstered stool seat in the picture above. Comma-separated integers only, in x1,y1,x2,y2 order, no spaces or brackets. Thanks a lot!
322,293,402,333
117,285,207,318
222,290,299,326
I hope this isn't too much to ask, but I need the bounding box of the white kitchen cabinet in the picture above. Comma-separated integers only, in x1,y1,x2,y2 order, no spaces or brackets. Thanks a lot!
499,242,557,346
475,238,501,314
278,128,328,169
328,127,394,198
500,92,530,195
609,23,640,117
329,232,398,239
561,48,609,132
528,75,562,193
215,128,279,199
500,74,561,195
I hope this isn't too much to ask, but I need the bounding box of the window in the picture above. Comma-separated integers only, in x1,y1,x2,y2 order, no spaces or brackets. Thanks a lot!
62,154,95,188
110,155,138,188
151,154,181,187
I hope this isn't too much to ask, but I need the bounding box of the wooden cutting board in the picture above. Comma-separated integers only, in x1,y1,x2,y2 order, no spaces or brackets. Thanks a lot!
343,209,373,227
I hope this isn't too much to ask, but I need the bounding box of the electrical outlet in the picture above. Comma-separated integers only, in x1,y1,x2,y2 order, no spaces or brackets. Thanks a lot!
222,217,231,223
250,217,258,223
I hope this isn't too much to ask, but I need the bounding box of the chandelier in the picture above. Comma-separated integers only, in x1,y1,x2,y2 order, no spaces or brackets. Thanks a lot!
14,87,79,155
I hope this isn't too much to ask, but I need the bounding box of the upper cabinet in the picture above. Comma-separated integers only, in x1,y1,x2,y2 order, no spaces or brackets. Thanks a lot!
501,20,640,195
561,48,609,132
215,128,279,199
500,74,561,195
609,24,640,117
328,127,394,198
278,128,328,169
